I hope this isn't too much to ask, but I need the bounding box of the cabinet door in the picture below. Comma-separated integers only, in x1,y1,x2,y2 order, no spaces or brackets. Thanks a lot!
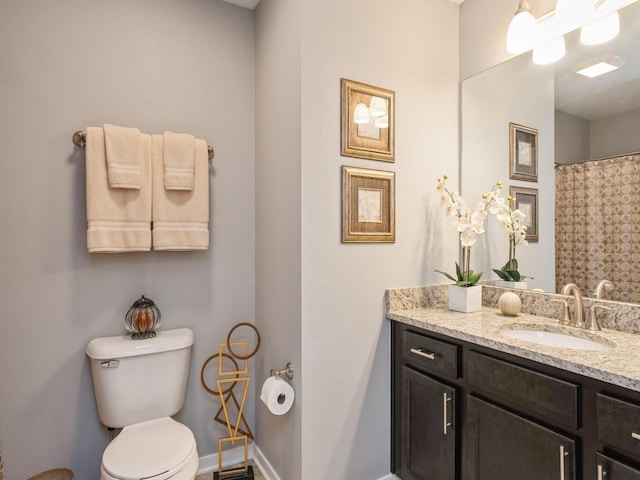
466,396,576,480
401,366,456,480
597,453,640,480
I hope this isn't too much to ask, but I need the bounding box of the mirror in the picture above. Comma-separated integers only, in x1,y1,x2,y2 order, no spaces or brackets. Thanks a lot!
461,1,640,300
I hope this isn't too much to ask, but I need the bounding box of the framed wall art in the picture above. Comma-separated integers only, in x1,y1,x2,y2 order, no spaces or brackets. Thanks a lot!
342,166,395,243
509,122,538,182
510,186,539,242
341,78,395,162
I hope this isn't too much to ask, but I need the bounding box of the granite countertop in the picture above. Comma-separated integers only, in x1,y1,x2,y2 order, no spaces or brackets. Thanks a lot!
388,305,640,392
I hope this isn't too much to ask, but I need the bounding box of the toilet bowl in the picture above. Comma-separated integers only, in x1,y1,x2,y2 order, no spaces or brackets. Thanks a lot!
100,418,198,480
86,328,198,480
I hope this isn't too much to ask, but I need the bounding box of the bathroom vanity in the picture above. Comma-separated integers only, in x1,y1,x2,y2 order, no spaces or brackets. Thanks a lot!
387,287,640,480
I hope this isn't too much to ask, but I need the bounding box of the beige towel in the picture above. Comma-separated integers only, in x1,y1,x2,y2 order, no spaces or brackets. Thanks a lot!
104,124,142,189
163,131,195,191
86,128,152,252
152,134,209,250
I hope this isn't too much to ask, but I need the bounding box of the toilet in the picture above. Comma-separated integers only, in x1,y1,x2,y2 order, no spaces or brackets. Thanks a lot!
86,328,199,480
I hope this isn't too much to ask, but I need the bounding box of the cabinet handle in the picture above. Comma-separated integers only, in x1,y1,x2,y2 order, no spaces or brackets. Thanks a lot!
443,393,452,435
632,432,640,441
410,348,436,360
559,445,568,480
597,463,605,480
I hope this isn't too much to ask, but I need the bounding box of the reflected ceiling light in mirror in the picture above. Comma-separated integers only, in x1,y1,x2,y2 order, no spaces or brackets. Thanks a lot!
353,103,370,124
580,11,620,44
368,97,387,118
533,36,566,64
374,114,389,129
572,55,625,77
507,0,537,53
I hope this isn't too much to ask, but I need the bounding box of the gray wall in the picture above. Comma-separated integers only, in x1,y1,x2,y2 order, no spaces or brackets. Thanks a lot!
555,108,640,164
255,0,460,478
254,1,302,479
0,1,255,478
555,110,590,165
299,0,460,478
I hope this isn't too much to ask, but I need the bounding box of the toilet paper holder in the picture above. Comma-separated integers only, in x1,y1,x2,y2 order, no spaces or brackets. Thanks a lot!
270,362,294,380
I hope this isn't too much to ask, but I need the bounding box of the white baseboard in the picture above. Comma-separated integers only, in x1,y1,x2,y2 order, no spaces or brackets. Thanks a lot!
252,445,281,480
196,442,255,476
197,444,398,480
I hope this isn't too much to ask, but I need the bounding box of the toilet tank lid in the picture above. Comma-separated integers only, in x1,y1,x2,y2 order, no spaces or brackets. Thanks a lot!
86,328,194,360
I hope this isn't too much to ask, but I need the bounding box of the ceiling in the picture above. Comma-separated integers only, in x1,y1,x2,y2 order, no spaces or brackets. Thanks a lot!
553,1,640,119
221,0,465,10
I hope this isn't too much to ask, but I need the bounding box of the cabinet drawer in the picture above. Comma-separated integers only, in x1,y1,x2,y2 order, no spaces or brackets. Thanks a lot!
402,330,458,379
597,393,640,459
596,453,640,479
467,351,579,429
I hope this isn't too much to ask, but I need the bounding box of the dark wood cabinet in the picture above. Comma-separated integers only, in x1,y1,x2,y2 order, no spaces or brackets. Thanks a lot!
391,321,640,480
401,366,456,480
597,453,640,480
466,395,576,480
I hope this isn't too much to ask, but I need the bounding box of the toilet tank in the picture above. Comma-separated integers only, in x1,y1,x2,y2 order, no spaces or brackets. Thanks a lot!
86,328,194,428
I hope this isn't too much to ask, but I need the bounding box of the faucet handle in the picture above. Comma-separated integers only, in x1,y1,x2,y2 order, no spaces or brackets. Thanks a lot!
551,299,571,325
586,305,612,332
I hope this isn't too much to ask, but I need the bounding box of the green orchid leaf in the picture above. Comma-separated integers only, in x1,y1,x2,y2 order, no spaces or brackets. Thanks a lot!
469,271,483,285
492,268,510,281
435,270,457,283
455,262,463,281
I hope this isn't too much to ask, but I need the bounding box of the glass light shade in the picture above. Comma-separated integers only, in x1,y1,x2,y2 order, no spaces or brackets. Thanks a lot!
353,103,370,124
374,114,389,129
554,0,593,34
369,96,387,117
580,11,620,45
533,36,566,65
507,7,537,54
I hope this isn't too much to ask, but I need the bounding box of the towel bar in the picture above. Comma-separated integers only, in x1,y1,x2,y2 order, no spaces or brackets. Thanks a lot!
72,130,215,160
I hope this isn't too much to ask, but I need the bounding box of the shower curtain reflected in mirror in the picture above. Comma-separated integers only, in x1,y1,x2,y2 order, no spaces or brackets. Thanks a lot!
556,155,640,303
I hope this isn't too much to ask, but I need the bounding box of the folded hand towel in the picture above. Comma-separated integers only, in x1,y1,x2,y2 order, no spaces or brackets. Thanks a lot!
163,131,195,191
104,124,142,189
86,128,152,252
152,134,209,250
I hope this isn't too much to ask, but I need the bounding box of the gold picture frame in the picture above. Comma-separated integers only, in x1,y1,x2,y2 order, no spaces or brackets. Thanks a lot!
510,186,539,242
342,166,395,243
509,122,538,182
341,78,395,162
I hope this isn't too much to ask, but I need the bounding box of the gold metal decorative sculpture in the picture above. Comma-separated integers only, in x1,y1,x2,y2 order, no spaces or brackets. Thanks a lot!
201,323,261,479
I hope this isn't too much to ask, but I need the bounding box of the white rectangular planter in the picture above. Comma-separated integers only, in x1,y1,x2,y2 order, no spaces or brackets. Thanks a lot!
495,281,528,290
448,284,482,313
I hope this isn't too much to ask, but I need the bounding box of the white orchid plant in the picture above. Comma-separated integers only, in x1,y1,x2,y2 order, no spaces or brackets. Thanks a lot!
435,175,503,286
492,195,532,282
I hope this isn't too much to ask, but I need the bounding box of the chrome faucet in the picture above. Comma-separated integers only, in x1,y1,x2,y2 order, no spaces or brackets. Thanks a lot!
594,279,614,300
561,283,585,328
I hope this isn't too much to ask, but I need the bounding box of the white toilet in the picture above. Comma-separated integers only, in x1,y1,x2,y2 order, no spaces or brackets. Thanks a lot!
86,328,199,480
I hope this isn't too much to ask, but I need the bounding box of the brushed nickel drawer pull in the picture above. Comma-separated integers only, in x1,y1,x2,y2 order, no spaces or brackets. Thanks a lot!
443,393,452,435
559,445,568,480
597,463,605,480
632,432,640,441
410,348,436,360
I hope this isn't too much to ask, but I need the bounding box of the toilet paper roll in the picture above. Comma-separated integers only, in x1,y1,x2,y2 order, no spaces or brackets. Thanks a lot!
260,376,294,415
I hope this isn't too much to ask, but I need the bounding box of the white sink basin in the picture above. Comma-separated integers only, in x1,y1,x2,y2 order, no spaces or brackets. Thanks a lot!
501,329,610,351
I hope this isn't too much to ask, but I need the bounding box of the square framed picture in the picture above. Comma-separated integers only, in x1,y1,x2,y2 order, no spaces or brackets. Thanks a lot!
509,122,538,182
342,166,395,243
510,186,539,242
341,78,395,162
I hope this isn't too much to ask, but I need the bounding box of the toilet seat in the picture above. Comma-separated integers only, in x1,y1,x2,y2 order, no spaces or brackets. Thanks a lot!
101,417,197,480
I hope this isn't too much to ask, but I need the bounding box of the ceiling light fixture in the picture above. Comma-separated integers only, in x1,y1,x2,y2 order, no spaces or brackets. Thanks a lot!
533,36,566,64
507,0,537,54
580,11,620,45
506,0,636,65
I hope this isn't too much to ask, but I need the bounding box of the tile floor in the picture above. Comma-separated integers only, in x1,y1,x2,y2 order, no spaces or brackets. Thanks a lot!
196,463,264,480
